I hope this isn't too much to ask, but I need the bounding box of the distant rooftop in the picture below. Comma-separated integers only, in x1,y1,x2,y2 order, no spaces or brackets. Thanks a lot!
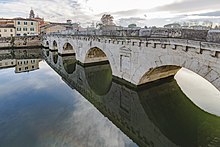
13,17,38,21
0,24,15,28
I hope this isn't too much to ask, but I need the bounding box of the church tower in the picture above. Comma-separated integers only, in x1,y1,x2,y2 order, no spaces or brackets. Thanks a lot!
29,9,35,19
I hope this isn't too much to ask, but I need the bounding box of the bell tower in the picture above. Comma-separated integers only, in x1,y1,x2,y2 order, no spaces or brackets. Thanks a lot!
29,8,35,19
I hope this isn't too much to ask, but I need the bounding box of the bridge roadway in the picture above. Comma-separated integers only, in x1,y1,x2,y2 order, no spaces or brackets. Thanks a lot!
43,32,220,91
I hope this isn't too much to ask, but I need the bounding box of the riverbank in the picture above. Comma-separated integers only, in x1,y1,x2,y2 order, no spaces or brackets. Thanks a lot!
0,36,42,49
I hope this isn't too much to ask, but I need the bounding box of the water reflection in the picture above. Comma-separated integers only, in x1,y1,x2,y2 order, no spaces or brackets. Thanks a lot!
44,49,220,147
0,48,136,147
0,48,219,147
52,51,58,64
62,56,76,74
85,64,112,96
175,68,220,116
0,48,42,73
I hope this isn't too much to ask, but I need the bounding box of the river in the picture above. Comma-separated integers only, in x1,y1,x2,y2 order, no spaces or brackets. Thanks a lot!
0,48,219,147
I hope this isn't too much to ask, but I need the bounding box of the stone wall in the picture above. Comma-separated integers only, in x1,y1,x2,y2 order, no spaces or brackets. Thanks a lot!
45,33,220,91
0,36,41,49
206,30,220,43
180,29,208,41
61,28,220,43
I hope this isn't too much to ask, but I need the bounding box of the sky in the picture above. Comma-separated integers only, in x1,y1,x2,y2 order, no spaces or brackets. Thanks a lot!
0,0,220,27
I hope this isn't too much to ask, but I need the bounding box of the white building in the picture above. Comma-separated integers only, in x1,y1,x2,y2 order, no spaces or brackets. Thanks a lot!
13,18,39,36
0,24,16,37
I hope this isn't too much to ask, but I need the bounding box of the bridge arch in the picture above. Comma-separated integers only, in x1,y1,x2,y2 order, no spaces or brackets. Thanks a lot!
135,54,220,92
60,42,76,55
84,47,109,64
52,40,58,50
63,43,74,51
138,65,181,85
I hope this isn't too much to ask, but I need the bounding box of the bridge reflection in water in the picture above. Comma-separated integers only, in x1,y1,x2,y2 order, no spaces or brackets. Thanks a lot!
44,49,220,147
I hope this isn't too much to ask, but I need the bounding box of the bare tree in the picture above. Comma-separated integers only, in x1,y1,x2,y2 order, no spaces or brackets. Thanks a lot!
101,14,115,26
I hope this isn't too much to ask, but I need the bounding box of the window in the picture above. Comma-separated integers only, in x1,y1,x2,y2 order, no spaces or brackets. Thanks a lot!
30,28,35,31
17,28,21,31
10,29,13,32
11,34,13,37
11,62,13,65
31,22,33,25
25,67,28,70
24,22,27,25
4,29,7,32
18,21,20,25
0,34,1,37
0,29,1,32
19,68,21,71
32,66,34,69
23,28,27,31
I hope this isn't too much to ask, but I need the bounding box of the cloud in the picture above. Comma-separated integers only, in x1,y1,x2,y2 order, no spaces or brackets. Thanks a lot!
197,11,220,17
0,0,220,27
0,0,93,24
111,9,148,17
117,17,146,27
153,0,220,13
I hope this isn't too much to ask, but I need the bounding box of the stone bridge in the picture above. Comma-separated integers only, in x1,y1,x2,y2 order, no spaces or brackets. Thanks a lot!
43,49,220,147
42,30,220,91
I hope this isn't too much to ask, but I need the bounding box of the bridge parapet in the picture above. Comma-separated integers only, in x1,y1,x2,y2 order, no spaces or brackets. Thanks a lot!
45,33,220,58
49,28,220,43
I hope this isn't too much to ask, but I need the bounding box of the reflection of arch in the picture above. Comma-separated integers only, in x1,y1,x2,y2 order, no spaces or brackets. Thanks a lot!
52,51,58,64
85,64,112,96
139,65,181,85
63,43,75,52
46,50,49,56
62,56,76,74
138,77,220,147
85,47,108,64
53,40,58,50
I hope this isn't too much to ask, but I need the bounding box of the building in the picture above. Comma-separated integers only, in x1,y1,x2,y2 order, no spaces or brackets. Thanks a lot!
164,23,181,28
13,18,39,36
0,24,15,37
40,23,66,34
0,18,14,25
189,25,210,30
40,21,79,34
28,9,47,34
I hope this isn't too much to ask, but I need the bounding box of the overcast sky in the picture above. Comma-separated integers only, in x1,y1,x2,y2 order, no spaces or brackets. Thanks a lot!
0,0,220,27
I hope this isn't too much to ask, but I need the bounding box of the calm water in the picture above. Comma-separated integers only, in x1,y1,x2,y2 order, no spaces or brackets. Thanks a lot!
0,48,219,147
